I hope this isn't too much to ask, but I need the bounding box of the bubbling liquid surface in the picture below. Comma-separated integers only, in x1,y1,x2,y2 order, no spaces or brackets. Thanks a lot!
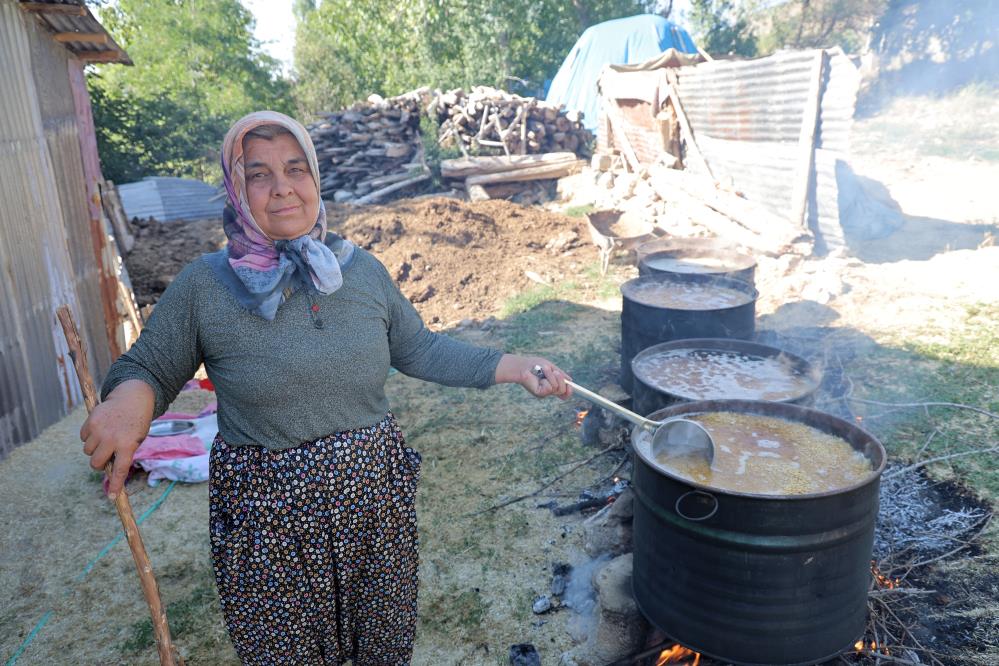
633,348,814,401
627,280,752,310
636,411,874,495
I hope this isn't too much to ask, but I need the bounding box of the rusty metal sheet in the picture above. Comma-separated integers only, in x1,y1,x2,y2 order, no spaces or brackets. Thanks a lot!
0,0,118,457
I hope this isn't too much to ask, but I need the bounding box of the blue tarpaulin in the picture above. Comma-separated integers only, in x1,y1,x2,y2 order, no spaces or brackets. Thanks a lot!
545,14,698,131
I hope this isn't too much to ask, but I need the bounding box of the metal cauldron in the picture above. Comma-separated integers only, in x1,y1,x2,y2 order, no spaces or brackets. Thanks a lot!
630,338,821,416
631,400,885,666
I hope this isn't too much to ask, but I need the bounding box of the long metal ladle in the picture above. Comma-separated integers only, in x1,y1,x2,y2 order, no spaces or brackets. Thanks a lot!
531,365,715,464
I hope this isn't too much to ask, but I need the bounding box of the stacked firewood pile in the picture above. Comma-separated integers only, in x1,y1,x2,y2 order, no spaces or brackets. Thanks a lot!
431,86,592,156
307,88,432,204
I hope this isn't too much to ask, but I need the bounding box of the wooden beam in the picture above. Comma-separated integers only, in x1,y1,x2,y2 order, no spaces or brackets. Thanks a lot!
790,50,828,228
441,152,577,179
664,69,714,182
465,159,586,187
54,32,109,44
19,2,87,15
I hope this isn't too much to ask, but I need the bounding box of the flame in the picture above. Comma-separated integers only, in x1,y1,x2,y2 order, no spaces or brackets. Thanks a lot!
871,562,900,589
855,639,890,655
656,644,701,665
574,409,589,427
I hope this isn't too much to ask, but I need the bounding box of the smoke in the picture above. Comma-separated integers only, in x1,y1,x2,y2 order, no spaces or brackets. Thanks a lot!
563,552,613,644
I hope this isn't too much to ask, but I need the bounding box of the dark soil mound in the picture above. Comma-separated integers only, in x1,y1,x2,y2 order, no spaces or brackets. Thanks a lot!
123,198,593,326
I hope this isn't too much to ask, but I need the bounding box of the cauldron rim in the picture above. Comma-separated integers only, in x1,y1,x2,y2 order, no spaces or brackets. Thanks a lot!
640,246,758,275
621,273,759,312
630,338,823,405
631,399,886,501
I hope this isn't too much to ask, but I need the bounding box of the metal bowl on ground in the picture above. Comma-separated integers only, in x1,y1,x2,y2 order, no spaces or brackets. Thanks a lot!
620,274,758,392
636,237,757,285
630,399,885,666
585,209,656,273
630,338,821,416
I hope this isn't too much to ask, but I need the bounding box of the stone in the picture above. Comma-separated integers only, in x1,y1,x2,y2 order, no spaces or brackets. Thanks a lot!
333,189,354,202
551,562,571,597
562,553,649,666
591,153,614,171
509,644,542,666
597,171,615,190
582,488,634,557
532,595,552,614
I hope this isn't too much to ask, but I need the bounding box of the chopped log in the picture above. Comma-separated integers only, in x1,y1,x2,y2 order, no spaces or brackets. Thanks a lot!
648,169,800,256
466,159,586,187
440,152,578,179
649,164,799,241
354,171,431,205
466,183,491,202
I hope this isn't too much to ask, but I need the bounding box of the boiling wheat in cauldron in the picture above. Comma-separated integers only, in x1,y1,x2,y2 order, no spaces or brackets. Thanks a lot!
640,411,875,495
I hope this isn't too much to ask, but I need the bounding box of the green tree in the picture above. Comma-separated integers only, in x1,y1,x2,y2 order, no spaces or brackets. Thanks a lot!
754,0,886,54
88,0,292,183
292,0,661,117
689,0,758,57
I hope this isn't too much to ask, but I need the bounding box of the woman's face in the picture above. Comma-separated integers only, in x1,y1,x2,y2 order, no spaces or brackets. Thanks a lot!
243,133,320,240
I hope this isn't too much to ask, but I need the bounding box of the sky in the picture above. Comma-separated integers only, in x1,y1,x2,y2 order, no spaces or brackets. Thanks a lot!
243,0,297,75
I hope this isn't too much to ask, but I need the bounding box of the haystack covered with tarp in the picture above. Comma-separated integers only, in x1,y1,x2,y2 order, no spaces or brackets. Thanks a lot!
545,14,699,132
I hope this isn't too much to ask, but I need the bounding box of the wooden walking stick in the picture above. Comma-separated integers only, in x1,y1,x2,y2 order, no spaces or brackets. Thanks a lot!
56,305,182,666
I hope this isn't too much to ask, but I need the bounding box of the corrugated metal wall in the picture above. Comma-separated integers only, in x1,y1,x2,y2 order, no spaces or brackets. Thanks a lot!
676,48,860,250
0,0,114,457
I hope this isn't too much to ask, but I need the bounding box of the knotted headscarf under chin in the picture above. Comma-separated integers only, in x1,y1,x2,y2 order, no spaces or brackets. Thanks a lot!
219,110,353,320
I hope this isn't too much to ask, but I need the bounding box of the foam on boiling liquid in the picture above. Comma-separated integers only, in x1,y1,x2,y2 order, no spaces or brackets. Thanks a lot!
635,411,873,495
627,280,751,310
633,348,813,401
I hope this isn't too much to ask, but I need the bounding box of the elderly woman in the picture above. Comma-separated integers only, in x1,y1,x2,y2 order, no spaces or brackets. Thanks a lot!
80,111,572,665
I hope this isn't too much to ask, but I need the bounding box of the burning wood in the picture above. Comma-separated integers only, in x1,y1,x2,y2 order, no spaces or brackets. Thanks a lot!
656,644,700,665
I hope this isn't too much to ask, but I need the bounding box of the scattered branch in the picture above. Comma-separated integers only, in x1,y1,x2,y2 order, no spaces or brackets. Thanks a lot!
883,446,999,480
848,397,999,420
466,442,622,516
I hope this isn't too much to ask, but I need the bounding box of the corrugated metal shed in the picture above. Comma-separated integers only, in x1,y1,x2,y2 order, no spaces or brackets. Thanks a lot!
118,177,225,222
0,0,128,457
676,48,859,250
16,0,131,65
597,48,860,252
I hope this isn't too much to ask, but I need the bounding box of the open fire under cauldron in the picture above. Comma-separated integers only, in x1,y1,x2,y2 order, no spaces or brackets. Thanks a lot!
630,338,822,417
636,238,757,286
620,275,757,392
630,400,885,666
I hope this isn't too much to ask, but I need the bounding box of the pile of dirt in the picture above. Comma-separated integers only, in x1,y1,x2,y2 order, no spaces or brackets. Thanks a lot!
123,217,227,307
124,198,593,326
330,197,590,326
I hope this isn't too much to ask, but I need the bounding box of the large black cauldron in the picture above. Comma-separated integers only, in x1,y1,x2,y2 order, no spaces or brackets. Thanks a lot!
620,274,757,392
631,400,885,666
631,338,821,416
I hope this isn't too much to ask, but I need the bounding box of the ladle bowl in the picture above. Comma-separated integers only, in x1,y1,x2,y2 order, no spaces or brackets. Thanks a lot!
531,365,715,465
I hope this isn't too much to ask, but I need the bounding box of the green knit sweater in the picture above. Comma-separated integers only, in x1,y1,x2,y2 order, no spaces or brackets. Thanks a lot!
102,247,503,449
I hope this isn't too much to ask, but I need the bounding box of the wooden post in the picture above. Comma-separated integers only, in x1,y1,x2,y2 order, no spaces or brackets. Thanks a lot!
790,50,828,228
55,306,181,666
664,68,714,181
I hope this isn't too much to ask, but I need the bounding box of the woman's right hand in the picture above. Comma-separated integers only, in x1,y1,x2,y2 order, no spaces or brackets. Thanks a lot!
80,380,156,499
